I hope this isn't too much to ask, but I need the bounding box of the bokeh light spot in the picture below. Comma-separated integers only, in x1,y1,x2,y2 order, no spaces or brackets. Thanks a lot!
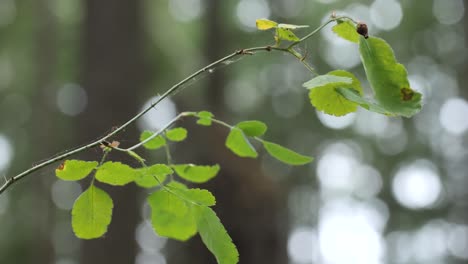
168,0,204,22
319,199,385,264
138,96,177,131
370,0,403,31
0,134,13,172
51,180,82,210
287,227,318,263
56,83,88,116
433,0,465,25
392,160,442,209
236,0,270,31
439,98,468,135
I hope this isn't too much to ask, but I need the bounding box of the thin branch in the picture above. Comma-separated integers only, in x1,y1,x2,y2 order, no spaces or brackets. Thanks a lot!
0,17,345,196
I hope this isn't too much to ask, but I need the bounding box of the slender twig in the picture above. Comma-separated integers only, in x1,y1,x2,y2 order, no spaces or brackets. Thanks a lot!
0,17,347,196
288,16,357,49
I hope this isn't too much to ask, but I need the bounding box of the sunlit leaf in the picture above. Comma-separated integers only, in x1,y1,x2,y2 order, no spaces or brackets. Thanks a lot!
147,183,197,241
165,127,188,142
172,164,220,183
225,128,258,158
56,160,98,181
256,19,277,30
359,36,422,117
195,206,239,264
72,184,113,239
140,130,166,150
196,111,214,126
304,70,363,116
135,164,172,188
95,161,137,186
332,20,359,43
236,120,267,137
262,140,313,165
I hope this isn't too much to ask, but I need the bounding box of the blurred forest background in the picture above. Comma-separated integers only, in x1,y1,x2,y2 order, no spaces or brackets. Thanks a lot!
0,0,467,263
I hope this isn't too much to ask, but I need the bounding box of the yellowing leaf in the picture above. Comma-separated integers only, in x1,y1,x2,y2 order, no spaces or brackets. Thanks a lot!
256,18,278,30
72,185,113,239
56,160,98,181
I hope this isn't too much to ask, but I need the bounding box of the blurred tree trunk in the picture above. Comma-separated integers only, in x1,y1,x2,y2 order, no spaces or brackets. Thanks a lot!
78,0,148,263
166,1,288,263
28,0,57,263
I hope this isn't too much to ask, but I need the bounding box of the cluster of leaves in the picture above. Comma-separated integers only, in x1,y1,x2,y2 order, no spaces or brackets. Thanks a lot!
55,111,312,264
51,16,423,264
257,18,422,118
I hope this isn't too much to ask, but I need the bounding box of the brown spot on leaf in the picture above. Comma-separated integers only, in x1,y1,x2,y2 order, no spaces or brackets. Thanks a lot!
401,88,414,101
57,162,65,171
357,22,369,39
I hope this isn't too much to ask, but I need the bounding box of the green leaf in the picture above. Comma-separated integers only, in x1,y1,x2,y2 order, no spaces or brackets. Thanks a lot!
72,184,113,239
196,111,214,126
167,185,216,207
236,120,267,137
135,164,172,188
304,70,363,116
225,128,258,158
147,186,197,241
303,74,353,89
332,20,359,43
359,36,422,117
140,130,166,150
165,127,188,142
55,160,98,181
262,140,313,165
276,28,300,42
256,19,278,30
95,161,137,186
172,164,220,183
335,87,391,115
195,206,239,264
